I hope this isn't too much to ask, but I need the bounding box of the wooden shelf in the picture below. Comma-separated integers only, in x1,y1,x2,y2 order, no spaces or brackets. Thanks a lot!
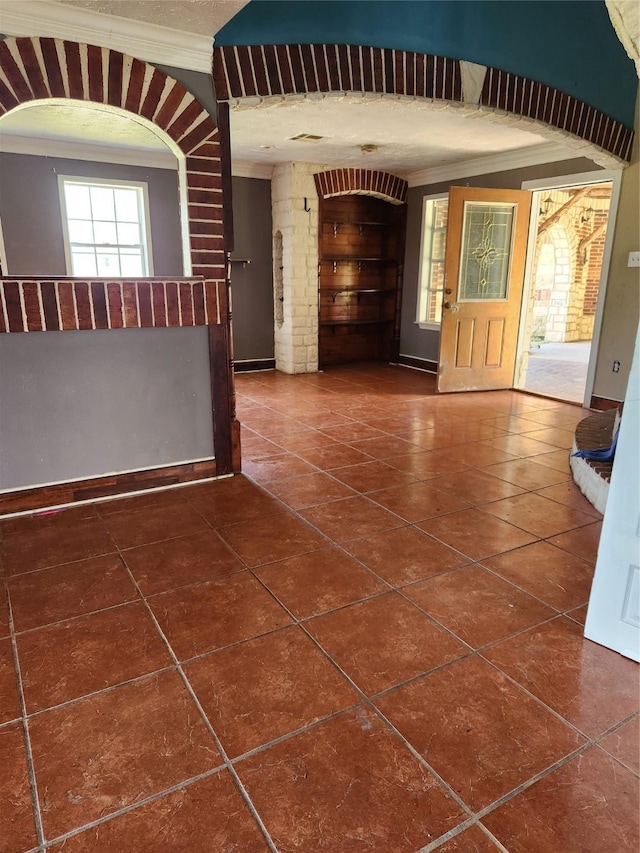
320,319,393,327
318,194,406,366
323,287,396,303
329,220,385,237
322,256,395,262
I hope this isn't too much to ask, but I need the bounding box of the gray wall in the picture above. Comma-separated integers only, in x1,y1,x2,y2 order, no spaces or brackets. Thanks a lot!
230,176,274,362
0,327,214,491
400,156,604,365
0,153,184,276
156,64,217,121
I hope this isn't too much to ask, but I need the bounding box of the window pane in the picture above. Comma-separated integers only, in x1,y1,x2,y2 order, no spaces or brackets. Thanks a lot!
90,186,116,221
117,222,141,245
68,219,94,244
119,249,144,276
432,230,446,260
430,290,443,324
96,251,120,275
71,248,97,276
459,203,514,300
417,197,449,325
93,221,118,245
61,179,150,276
434,199,449,228
114,188,140,223
64,184,91,219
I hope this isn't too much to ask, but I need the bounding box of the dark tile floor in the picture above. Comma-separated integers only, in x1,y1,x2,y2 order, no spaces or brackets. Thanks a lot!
1,363,638,852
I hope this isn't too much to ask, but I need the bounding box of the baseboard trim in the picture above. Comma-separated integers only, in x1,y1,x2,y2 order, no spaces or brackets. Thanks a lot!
234,359,276,372
590,395,622,411
396,354,438,373
0,459,218,516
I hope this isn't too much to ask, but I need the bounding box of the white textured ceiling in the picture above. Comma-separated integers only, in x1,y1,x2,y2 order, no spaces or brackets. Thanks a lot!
0,103,168,151
229,95,550,175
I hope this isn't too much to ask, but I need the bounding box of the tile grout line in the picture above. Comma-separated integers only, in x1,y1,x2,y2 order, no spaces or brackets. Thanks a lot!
239,430,596,549
40,767,227,849
2,371,610,851
229,468,590,647
115,558,281,853
13,550,623,845
94,476,487,835
213,407,627,837
188,445,608,761
3,582,46,850
229,560,482,824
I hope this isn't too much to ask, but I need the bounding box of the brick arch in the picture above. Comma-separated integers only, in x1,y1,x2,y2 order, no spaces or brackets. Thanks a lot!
0,36,225,285
0,36,240,483
213,44,633,166
314,169,407,204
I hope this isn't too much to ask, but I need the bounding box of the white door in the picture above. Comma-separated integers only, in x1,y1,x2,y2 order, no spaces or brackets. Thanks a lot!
584,324,640,661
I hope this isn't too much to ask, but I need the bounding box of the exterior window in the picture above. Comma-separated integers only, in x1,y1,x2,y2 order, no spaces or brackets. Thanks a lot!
416,196,448,327
59,177,152,277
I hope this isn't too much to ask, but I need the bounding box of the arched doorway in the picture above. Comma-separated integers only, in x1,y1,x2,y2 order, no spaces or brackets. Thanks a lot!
0,37,239,513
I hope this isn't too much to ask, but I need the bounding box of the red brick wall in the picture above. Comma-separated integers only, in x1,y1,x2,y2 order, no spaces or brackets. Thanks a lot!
0,278,223,333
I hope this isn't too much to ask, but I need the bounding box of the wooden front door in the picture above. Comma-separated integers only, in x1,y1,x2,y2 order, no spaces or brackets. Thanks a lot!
437,187,532,392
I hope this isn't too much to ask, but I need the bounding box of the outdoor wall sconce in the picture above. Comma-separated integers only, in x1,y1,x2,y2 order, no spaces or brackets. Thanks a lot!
580,207,594,224
539,196,553,216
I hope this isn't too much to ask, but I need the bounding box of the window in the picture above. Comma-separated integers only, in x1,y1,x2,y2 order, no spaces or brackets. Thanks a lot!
59,177,152,277
416,195,448,327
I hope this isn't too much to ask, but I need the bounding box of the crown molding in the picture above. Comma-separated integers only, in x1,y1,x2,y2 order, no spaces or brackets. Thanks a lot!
0,134,277,178
0,1,213,73
406,142,585,187
231,160,274,180
0,133,178,169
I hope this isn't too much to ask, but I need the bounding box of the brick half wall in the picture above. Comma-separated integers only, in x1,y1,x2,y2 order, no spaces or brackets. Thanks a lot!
0,277,223,333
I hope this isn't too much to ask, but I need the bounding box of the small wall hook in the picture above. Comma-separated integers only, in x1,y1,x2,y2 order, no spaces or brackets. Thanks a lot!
304,197,311,212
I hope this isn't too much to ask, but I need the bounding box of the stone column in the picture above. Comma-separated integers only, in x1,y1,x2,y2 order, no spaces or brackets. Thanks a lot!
271,162,322,374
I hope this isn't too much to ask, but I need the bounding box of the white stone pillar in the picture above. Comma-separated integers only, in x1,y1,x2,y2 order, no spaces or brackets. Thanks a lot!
271,162,322,374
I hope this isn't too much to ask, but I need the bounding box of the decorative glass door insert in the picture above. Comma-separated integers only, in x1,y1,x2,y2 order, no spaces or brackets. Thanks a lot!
458,202,516,300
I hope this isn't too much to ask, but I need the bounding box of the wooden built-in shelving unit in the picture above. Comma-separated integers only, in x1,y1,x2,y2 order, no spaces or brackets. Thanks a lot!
318,196,406,367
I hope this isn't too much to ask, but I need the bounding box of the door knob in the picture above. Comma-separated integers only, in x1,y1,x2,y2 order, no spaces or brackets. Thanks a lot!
444,301,459,312
444,301,453,309
445,288,453,295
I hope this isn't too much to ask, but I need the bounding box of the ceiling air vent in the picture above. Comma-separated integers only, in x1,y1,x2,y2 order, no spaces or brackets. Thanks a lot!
289,133,324,142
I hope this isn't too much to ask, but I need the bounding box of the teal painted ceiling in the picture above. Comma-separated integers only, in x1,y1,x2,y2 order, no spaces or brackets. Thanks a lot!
216,0,637,128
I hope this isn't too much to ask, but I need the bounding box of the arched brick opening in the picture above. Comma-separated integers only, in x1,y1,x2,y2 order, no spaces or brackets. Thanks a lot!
0,37,226,284
0,37,240,511
314,169,408,205
213,44,633,166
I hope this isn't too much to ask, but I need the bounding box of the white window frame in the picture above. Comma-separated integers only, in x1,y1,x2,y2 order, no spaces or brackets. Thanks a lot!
58,175,154,277
416,193,448,329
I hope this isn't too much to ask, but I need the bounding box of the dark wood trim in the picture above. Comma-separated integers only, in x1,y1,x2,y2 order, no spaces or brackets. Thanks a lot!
234,359,276,372
209,323,233,475
397,354,438,373
230,420,242,474
0,459,218,516
590,394,622,411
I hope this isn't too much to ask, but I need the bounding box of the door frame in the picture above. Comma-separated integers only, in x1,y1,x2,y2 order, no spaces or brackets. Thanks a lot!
515,169,623,408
